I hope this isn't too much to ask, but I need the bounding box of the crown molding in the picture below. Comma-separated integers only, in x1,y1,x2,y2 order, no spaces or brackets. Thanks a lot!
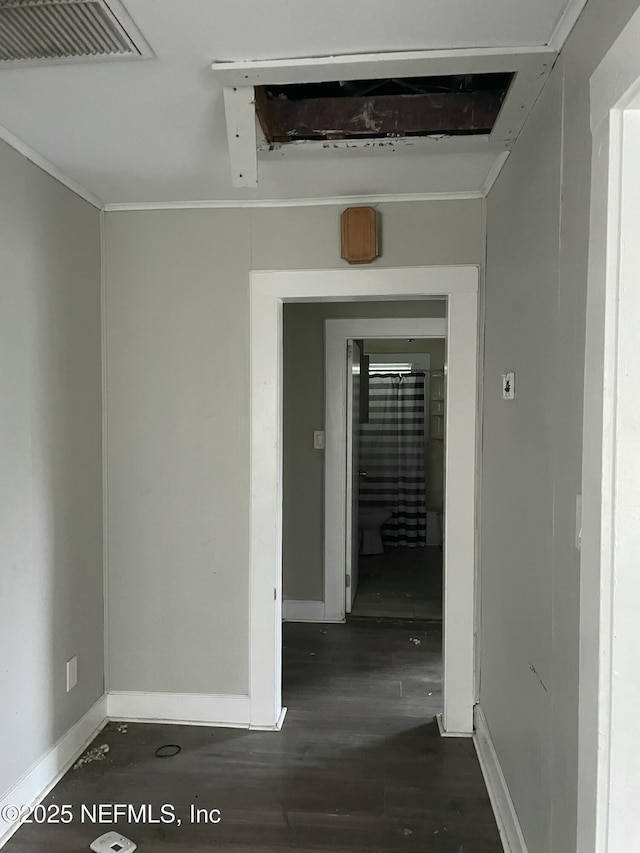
0,122,493,210
0,122,103,209
103,191,485,212
547,0,589,52
481,150,510,196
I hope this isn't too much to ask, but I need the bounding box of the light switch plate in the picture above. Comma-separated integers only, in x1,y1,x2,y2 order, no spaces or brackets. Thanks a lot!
90,832,137,853
313,430,325,450
501,372,515,400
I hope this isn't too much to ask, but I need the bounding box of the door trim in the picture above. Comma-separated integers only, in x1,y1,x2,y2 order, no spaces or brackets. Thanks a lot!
324,313,474,735
249,265,478,732
579,8,640,847
344,339,361,615
324,317,447,622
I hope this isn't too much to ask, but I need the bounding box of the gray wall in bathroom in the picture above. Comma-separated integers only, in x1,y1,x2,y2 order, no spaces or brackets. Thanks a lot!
363,338,445,368
283,300,446,602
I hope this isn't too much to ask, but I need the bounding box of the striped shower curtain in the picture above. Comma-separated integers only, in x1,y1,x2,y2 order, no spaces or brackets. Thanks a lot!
359,373,426,547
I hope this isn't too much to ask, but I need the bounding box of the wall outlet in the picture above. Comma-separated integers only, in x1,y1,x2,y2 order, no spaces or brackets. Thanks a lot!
502,371,515,400
66,656,78,692
313,430,325,450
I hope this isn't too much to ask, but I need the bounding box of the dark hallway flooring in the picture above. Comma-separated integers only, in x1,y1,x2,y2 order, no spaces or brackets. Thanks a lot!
352,546,443,620
5,621,501,852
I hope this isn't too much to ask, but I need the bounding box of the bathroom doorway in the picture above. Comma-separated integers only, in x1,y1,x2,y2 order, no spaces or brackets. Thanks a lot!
350,337,445,621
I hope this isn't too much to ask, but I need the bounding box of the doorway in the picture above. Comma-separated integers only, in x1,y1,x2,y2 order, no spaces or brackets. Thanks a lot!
325,317,447,620
324,317,447,622
349,337,446,621
249,266,478,735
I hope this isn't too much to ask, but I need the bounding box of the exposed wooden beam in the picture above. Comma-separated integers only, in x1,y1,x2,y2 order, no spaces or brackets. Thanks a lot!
212,49,556,146
256,91,503,143
254,85,282,148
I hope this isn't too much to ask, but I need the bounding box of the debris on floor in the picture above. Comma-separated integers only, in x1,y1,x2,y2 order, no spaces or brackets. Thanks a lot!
116,722,128,733
155,744,181,758
401,827,414,836
409,637,421,645
73,743,109,769
90,830,137,852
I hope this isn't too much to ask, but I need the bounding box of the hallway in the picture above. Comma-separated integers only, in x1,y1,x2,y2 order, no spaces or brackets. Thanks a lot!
5,621,501,852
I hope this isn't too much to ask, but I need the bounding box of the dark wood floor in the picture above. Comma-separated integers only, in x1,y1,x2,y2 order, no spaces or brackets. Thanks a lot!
5,621,501,852
352,546,443,620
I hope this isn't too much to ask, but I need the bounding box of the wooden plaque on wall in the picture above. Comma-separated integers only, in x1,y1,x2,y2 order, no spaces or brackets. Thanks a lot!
341,206,380,264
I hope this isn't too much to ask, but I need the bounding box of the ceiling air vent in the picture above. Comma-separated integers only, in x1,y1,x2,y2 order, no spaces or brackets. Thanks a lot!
0,0,152,64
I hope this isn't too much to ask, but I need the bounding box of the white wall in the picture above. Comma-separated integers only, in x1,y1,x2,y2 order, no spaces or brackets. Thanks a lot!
104,209,252,695
104,200,482,694
0,141,103,801
481,0,640,850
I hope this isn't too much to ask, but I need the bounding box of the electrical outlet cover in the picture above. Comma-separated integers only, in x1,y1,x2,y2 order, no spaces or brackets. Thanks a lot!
90,832,137,853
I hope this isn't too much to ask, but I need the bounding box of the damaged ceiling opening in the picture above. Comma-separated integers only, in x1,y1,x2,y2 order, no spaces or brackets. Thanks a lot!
255,73,514,144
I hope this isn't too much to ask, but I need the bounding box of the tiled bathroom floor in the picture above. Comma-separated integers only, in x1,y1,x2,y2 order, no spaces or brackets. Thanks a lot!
351,546,443,620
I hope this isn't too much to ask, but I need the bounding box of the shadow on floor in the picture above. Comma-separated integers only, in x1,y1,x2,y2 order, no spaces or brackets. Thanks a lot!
352,545,443,620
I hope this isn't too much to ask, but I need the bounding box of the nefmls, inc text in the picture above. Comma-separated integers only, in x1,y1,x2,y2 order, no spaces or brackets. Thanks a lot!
0,803,222,827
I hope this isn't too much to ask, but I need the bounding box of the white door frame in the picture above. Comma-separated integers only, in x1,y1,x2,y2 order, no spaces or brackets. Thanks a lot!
249,265,478,732
578,8,640,849
344,338,362,615
323,317,447,622
324,316,478,735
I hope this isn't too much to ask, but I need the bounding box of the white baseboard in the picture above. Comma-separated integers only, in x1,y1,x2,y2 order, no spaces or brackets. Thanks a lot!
250,706,288,731
436,712,473,738
0,694,108,848
473,705,528,853
282,599,326,622
0,690,277,848
107,691,250,728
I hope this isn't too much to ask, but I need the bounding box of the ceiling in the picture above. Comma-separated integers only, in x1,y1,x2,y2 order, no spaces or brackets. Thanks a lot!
0,0,586,207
